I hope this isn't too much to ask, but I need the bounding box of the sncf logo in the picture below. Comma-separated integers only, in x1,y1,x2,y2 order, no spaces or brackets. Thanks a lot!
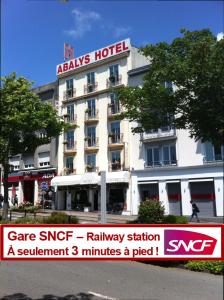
164,230,217,255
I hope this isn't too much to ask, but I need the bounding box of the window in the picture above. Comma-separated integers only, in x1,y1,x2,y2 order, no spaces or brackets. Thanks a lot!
87,154,96,166
204,142,224,162
67,104,74,122
66,79,73,98
87,99,96,117
111,151,121,171
86,72,95,92
146,147,160,166
14,165,20,171
109,65,119,84
86,126,96,146
9,156,20,171
66,156,74,173
23,156,34,169
162,145,177,165
66,130,74,149
24,164,34,169
38,152,50,168
110,93,120,114
110,121,120,143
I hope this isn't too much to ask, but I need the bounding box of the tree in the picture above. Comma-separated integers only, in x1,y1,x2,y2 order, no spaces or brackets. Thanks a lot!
118,29,224,146
0,73,65,219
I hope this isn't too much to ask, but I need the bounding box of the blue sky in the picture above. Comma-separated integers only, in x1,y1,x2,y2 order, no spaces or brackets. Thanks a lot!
1,0,223,86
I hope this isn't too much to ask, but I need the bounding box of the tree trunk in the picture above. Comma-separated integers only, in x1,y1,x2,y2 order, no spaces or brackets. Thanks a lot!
2,163,9,220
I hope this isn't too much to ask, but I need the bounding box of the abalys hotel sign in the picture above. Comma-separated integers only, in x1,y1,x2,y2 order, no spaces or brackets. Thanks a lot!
56,39,130,76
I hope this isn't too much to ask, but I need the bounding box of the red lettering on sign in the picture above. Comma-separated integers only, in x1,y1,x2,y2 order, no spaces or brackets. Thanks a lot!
69,60,74,70
102,48,109,58
57,65,63,75
108,45,116,55
116,42,122,53
95,50,101,60
123,40,129,51
85,54,90,64
63,63,68,72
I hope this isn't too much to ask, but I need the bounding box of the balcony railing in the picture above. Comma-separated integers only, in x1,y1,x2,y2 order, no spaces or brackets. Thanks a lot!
108,133,124,145
203,156,224,164
84,82,98,94
141,127,176,141
85,109,99,122
64,114,77,125
84,137,99,149
63,168,76,175
63,141,77,153
85,165,99,173
63,89,76,101
106,75,122,88
108,104,123,117
144,160,177,168
108,162,124,172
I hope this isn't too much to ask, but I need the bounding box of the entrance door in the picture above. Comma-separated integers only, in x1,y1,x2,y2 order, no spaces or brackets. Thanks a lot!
23,181,34,203
94,190,98,211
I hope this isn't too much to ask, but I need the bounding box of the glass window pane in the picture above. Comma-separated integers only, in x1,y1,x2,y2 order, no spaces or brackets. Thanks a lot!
170,145,177,164
205,142,214,161
147,148,153,166
153,148,160,165
163,146,169,165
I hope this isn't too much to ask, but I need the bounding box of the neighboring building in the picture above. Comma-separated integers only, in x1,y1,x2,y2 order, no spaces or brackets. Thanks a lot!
128,66,224,217
7,81,58,205
51,39,149,213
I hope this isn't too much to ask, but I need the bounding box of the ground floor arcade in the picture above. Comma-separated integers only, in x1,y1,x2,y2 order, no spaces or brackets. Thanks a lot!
131,164,223,217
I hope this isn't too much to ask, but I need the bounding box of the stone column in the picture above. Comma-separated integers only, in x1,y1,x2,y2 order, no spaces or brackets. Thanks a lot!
158,180,169,215
214,177,224,217
181,179,191,216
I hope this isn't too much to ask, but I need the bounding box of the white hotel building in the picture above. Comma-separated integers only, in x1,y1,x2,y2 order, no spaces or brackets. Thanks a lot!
52,39,224,217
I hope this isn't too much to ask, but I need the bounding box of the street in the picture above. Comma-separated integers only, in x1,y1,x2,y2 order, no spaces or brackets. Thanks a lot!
0,261,222,300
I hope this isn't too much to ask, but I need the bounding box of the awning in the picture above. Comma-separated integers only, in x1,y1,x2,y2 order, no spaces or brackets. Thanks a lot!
138,181,158,185
189,178,214,182
106,171,129,183
51,173,100,186
51,171,130,187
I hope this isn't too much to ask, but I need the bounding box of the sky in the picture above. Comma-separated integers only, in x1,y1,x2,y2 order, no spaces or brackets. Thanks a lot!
1,0,223,87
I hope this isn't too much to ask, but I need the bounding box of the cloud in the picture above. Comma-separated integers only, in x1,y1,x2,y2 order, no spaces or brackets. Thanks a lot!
65,9,101,39
217,32,224,41
114,26,131,38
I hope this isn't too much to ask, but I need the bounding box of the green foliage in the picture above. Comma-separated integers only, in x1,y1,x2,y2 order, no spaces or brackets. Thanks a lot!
118,29,224,146
0,73,66,213
163,215,188,224
43,212,79,224
13,217,41,224
11,203,41,213
137,199,165,224
185,260,224,275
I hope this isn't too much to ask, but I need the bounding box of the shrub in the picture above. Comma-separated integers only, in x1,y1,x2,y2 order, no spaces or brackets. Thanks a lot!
185,260,224,275
13,217,41,224
43,212,79,224
137,199,165,224
163,215,188,224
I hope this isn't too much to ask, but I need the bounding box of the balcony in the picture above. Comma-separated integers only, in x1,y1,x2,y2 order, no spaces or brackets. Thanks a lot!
107,104,123,119
63,168,76,175
84,109,99,123
203,155,224,164
108,133,124,149
84,137,99,152
63,89,76,101
144,160,178,168
84,83,98,94
63,141,77,154
106,75,122,88
141,127,176,142
63,114,77,127
108,162,124,172
85,165,99,173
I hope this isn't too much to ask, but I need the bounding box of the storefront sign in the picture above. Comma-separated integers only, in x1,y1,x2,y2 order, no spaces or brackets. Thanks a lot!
56,39,130,76
1,225,223,260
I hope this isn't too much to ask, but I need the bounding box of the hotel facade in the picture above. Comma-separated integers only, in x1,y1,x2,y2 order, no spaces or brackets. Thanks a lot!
52,39,223,217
